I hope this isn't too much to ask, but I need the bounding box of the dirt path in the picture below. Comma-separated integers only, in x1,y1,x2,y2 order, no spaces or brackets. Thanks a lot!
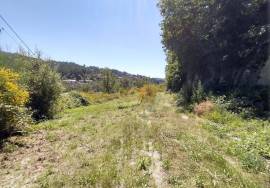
141,142,167,188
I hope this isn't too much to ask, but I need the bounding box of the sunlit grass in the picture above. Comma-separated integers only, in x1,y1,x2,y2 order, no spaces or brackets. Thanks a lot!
1,92,269,187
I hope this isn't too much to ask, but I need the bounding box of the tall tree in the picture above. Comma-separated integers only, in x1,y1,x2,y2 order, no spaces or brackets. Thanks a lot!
159,0,269,92
102,68,116,93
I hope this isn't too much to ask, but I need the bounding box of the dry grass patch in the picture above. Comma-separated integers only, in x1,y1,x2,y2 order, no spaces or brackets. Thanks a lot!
194,100,215,116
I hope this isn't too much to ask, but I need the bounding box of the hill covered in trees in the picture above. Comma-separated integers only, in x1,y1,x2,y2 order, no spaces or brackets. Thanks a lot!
0,51,164,84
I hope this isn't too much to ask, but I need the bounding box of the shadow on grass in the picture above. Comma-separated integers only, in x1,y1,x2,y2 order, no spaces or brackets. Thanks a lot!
0,130,25,151
117,102,140,110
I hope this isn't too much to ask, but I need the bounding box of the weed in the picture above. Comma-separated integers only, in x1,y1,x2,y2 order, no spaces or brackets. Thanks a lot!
162,159,171,170
195,175,205,188
241,152,266,173
168,176,183,186
137,156,152,171
46,132,58,142
203,106,270,173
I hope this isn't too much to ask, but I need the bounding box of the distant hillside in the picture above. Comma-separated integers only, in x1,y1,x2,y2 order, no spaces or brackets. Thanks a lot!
0,51,164,84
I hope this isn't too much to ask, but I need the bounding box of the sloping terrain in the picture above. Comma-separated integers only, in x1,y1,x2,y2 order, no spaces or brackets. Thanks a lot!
0,51,163,83
0,93,269,187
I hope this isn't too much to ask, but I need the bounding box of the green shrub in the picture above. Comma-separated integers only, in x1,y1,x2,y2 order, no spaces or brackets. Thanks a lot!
0,104,31,135
177,81,206,110
241,152,265,173
176,86,191,108
101,69,117,93
26,62,63,120
58,92,90,110
191,80,206,104
203,106,270,173
210,87,269,118
137,156,151,171
0,68,30,135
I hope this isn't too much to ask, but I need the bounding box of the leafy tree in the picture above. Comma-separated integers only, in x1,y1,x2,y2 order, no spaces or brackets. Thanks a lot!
120,78,131,89
159,0,269,93
102,68,117,93
26,61,63,120
166,50,182,92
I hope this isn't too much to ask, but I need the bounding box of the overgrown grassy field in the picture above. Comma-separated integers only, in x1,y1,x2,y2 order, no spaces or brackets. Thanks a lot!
0,93,269,187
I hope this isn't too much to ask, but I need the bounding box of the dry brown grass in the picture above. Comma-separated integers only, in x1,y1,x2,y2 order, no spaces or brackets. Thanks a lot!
194,100,215,116
138,85,158,104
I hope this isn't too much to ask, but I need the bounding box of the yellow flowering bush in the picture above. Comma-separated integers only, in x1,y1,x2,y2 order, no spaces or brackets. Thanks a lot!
0,68,30,135
0,68,29,106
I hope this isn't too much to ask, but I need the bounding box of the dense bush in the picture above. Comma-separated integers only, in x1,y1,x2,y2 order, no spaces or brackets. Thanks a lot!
101,69,117,93
160,0,269,112
58,92,89,110
0,104,30,134
139,85,158,104
0,68,30,135
26,62,63,120
209,88,269,119
177,80,207,110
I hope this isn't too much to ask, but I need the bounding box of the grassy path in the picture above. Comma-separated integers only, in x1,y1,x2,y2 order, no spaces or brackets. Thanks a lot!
0,93,268,187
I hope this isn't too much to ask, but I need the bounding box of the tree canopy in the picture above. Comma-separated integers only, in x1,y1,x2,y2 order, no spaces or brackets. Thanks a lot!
159,0,269,93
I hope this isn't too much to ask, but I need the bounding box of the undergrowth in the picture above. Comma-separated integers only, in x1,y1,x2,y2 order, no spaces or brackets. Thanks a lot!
203,106,270,173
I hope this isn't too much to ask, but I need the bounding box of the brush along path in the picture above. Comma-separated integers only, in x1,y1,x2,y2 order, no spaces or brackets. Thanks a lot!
0,93,268,187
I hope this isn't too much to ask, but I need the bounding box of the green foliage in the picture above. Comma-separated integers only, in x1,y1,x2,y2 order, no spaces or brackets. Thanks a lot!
0,52,31,73
241,152,266,173
0,68,30,135
57,92,90,110
0,104,31,135
176,86,192,109
203,106,270,173
137,156,152,171
80,92,120,104
165,50,182,92
159,0,269,108
101,68,117,93
162,159,170,170
177,80,206,110
209,88,269,118
26,61,63,120
191,80,206,104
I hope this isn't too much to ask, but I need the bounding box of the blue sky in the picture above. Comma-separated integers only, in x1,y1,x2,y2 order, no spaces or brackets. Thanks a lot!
0,0,165,78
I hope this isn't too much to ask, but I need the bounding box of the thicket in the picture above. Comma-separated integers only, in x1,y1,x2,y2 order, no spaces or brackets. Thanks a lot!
139,84,162,104
159,0,269,115
0,68,30,136
26,61,63,120
101,68,117,93
57,91,89,110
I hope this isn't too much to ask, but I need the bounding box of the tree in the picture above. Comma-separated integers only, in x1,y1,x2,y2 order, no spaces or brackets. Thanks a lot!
159,0,269,93
102,68,116,93
26,61,63,120
165,50,182,92
120,78,131,89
